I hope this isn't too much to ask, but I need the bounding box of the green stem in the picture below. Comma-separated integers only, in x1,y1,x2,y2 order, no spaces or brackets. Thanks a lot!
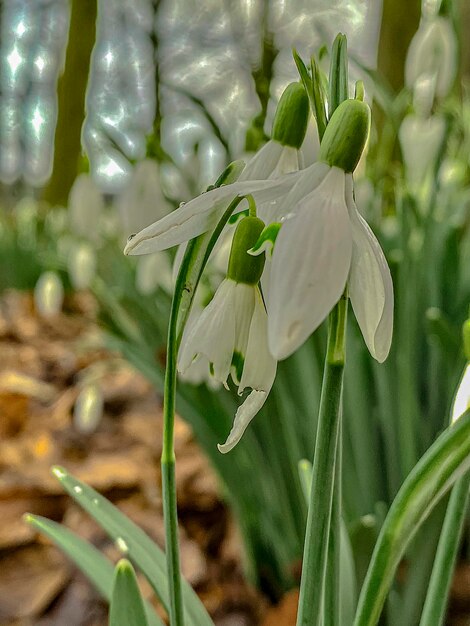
324,416,342,626
419,472,470,626
161,274,186,626
296,294,348,626
161,194,243,625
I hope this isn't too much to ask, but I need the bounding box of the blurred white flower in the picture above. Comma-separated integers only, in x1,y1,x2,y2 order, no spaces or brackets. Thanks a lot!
405,17,457,100
67,241,96,290
117,159,173,236
73,384,104,434
68,173,104,243
267,163,393,362
34,271,64,318
399,114,446,190
135,251,173,295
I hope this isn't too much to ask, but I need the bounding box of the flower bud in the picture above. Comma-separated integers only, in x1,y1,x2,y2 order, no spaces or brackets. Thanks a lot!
319,99,370,173
34,271,64,318
73,384,104,434
272,82,310,149
68,242,97,290
227,216,265,285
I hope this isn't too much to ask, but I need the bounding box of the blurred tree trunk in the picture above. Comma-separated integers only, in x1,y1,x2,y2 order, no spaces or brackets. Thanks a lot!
43,0,97,207
377,0,421,90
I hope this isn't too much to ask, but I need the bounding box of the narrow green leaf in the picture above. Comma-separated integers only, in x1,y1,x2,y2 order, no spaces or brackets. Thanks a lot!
328,33,349,117
24,514,163,626
49,467,214,626
310,57,328,140
353,409,470,626
109,559,149,626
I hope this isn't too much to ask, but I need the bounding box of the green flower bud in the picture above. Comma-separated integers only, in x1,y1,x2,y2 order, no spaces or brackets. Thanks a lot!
272,82,310,149
212,160,245,189
227,216,266,285
319,99,370,173
463,318,470,361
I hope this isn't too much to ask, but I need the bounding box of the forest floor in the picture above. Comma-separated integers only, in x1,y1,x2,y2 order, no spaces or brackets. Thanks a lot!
0,290,469,625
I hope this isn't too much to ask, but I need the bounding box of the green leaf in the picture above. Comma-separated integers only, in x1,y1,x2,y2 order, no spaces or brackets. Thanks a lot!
24,514,162,626
328,33,349,117
50,467,214,626
353,409,470,626
109,560,149,626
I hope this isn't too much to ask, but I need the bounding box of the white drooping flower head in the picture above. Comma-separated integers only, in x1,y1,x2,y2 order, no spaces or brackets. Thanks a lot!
239,81,311,183
68,173,104,244
405,16,457,101
399,113,446,190
266,99,394,363
178,216,277,453
117,159,172,235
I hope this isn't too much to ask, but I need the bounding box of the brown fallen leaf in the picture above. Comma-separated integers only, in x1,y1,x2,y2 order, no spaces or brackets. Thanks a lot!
0,544,69,621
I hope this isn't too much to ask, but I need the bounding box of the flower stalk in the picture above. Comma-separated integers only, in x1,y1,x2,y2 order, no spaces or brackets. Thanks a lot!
296,293,348,626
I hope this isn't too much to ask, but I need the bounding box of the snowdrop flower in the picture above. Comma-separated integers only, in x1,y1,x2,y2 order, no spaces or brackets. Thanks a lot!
117,159,172,235
399,113,446,190
178,216,277,453
239,82,309,182
405,17,457,100
135,251,173,295
124,83,311,257
267,99,394,363
34,271,64,318
68,174,104,244
67,241,97,290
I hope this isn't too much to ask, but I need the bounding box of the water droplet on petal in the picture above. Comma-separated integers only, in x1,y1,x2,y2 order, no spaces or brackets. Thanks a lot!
73,485,83,494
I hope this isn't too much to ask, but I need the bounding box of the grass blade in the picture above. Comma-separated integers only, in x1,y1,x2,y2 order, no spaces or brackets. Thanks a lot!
110,560,149,626
353,409,470,626
50,466,214,626
24,514,163,626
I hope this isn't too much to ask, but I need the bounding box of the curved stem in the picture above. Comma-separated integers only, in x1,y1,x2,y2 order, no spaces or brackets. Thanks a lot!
419,472,470,626
296,294,348,626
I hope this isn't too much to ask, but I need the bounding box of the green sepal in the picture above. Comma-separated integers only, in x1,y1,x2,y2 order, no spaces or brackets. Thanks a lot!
248,222,281,257
227,216,266,285
319,99,370,173
272,82,310,149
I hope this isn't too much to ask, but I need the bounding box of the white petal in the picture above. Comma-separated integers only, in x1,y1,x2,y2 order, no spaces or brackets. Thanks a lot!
124,177,297,255
178,279,236,383
299,118,320,168
452,364,470,424
136,251,173,294
217,390,269,454
347,186,394,363
260,161,331,224
268,167,352,360
239,141,284,181
270,146,301,178
239,288,277,392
